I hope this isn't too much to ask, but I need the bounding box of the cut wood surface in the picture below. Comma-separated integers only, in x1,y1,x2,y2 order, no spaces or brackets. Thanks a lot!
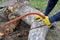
12,1,50,40
0,0,60,40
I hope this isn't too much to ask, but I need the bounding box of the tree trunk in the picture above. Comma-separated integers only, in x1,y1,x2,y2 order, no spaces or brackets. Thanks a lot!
0,0,29,7
0,0,16,7
12,1,50,40
0,1,51,40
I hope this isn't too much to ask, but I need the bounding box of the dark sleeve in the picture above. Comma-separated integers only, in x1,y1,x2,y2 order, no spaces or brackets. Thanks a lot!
49,11,60,23
44,0,58,16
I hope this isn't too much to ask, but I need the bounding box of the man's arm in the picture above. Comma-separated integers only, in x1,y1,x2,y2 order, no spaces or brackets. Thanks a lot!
44,0,58,16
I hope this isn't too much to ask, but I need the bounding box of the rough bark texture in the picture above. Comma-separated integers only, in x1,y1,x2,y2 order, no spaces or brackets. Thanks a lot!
12,1,50,40
0,0,16,7
0,0,60,40
0,1,50,40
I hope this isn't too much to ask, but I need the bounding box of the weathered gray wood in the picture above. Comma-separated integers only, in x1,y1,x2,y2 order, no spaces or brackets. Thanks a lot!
0,0,29,7
0,1,51,40
12,1,51,40
0,0,16,7
28,20,50,40
13,1,43,25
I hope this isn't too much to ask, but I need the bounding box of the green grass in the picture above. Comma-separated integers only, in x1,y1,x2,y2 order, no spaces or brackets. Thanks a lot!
0,0,2,1
0,0,60,40
29,0,60,27
30,0,60,40
29,0,60,16
29,0,48,11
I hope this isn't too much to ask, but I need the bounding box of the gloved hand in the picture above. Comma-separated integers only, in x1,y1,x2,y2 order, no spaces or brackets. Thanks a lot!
34,15,51,26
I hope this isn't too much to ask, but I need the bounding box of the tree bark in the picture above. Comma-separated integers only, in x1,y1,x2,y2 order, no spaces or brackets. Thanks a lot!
0,0,16,7
0,1,50,40
13,1,51,40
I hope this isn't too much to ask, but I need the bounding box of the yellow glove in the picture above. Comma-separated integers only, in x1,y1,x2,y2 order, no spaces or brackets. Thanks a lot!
34,15,43,22
34,15,51,26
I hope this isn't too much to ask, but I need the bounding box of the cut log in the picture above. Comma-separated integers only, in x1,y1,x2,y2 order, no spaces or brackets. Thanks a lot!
12,1,51,40
0,1,52,40
0,0,16,7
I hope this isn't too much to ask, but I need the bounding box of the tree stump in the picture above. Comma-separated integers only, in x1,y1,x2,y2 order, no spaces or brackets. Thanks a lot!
0,0,60,40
